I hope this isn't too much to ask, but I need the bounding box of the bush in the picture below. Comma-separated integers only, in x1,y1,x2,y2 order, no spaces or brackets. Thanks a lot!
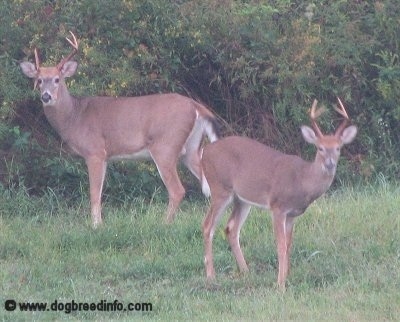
1,0,399,201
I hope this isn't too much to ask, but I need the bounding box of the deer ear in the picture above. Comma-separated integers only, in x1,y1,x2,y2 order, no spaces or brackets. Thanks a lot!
20,62,38,78
301,125,318,144
60,61,78,78
341,125,357,144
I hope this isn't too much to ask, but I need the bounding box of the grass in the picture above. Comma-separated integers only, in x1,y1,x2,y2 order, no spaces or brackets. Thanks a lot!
0,183,399,321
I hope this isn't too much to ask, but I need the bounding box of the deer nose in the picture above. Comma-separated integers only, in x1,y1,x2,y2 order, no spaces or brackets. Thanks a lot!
41,92,51,103
325,158,336,170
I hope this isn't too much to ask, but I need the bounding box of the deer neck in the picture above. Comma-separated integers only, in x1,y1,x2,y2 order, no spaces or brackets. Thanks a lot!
42,82,79,140
303,158,336,201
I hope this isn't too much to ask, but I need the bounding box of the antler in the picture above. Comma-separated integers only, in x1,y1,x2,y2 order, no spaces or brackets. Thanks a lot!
56,31,79,71
309,99,325,138
34,48,40,70
334,97,350,136
33,48,41,89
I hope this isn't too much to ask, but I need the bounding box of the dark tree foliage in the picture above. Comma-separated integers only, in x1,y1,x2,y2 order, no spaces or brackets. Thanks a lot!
1,0,399,201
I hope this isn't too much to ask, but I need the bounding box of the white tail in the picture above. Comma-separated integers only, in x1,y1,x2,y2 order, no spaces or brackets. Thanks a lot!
200,99,357,290
20,32,219,227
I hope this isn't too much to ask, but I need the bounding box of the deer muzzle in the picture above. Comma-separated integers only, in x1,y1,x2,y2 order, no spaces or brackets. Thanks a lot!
324,158,336,171
41,92,52,104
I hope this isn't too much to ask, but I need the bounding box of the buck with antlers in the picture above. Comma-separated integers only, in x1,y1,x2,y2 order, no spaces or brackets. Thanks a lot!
20,32,219,227
200,98,357,290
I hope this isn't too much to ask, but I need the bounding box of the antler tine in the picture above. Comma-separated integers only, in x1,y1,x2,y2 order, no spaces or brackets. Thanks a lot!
56,31,79,70
309,99,324,138
334,97,349,119
65,31,79,50
34,48,40,70
33,48,40,90
334,97,350,136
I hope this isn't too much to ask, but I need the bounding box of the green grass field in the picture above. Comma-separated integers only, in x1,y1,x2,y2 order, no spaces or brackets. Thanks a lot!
1,183,399,321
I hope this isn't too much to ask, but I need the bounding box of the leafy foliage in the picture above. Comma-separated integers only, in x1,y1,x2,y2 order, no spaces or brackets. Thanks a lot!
1,0,399,200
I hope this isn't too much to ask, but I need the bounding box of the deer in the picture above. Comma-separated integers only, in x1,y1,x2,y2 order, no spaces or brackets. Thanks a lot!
20,32,219,228
200,98,357,290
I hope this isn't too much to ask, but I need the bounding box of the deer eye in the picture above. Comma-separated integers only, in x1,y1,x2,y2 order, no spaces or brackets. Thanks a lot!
37,78,43,85
54,77,60,84
318,147,324,152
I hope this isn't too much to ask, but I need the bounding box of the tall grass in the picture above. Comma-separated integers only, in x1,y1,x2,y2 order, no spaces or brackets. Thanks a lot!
0,183,399,321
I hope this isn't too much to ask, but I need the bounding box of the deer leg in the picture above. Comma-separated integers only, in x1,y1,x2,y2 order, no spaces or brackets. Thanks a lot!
181,116,205,180
150,150,185,224
273,212,292,291
182,149,201,180
284,216,295,278
85,156,107,228
225,199,251,273
202,192,233,279
159,165,185,224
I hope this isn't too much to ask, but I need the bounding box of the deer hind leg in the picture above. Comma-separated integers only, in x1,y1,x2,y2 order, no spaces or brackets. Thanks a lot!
181,113,221,180
202,192,233,279
225,198,251,274
150,149,185,224
85,156,107,228
182,149,201,180
272,212,295,291
181,116,206,180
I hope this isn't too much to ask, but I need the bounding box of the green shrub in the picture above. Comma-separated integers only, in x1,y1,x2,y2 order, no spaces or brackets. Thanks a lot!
1,0,399,201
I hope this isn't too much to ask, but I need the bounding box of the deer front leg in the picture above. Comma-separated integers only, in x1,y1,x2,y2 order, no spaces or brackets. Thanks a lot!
284,216,295,278
85,156,107,228
273,212,294,291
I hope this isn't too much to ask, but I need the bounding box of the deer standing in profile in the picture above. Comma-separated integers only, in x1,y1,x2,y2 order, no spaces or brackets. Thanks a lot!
20,32,219,227
200,98,357,290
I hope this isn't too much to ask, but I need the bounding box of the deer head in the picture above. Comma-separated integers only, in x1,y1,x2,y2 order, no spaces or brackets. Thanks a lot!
20,31,79,106
300,98,357,174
